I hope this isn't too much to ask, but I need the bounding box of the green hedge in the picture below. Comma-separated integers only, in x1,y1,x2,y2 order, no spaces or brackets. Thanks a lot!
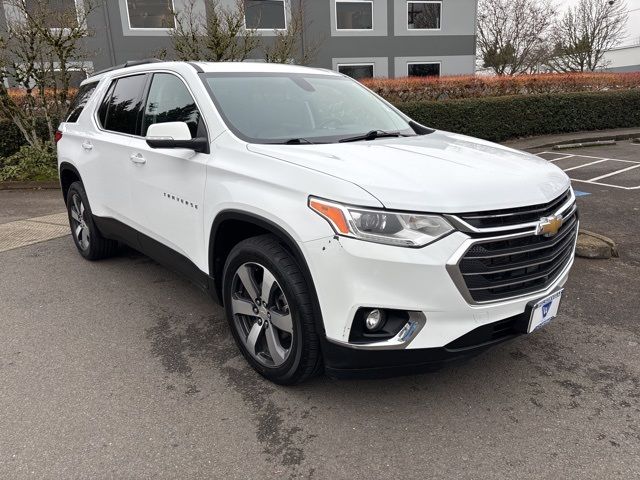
0,120,29,159
396,90,640,143
0,91,639,163
0,118,51,159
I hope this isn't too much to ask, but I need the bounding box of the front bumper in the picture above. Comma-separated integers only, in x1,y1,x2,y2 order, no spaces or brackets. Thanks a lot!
322,310,526,378
301,229,575,370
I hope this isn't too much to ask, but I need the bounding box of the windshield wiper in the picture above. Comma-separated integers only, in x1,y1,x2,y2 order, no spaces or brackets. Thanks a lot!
284,138,315,145
339,130,408,143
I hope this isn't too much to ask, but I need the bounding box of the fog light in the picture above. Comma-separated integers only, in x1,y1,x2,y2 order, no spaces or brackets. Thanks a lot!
365,309,386,332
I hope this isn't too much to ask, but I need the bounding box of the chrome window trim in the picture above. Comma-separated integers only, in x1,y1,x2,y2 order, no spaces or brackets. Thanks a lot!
445,188,575,234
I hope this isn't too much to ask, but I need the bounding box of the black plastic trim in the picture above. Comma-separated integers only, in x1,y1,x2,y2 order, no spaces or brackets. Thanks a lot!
187,62,204,73
93,216,218,302
89,58,163,79
58,162,82,203
324,313,527,379
209,210,326,338
146,137,210,154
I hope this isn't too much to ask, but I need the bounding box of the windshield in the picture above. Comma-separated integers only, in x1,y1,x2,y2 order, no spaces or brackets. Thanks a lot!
202,73,415,144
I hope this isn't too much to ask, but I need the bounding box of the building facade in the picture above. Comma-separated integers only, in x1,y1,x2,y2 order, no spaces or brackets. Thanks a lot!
604,39,640,72
0,0,478,80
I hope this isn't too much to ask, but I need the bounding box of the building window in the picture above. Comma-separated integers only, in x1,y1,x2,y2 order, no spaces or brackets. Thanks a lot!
407,62,440,77
24,0,78,28
338,64,374,80
336,1,373,30
407,1,441,30
244,0,286,30
126,0,175,29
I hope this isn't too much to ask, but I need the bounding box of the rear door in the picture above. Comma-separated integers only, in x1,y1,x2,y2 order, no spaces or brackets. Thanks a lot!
81,73,148,223
127,72,209,266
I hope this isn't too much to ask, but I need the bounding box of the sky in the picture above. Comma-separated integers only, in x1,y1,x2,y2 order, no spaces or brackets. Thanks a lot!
560,0,640,47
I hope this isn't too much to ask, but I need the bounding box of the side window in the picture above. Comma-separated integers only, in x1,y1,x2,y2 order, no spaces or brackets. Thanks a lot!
97,81,116,127
142,73,202,138
66,82,98,123
99,74,147,135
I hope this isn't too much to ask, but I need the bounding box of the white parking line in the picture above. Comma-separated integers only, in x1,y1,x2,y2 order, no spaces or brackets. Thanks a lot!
538,151,640,164
588,163,640,182
570,179,639,190
548,154,575,162
537,151,640,190
562,159,609,172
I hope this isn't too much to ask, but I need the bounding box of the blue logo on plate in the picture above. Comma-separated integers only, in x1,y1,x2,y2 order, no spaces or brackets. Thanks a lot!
542,301,552,318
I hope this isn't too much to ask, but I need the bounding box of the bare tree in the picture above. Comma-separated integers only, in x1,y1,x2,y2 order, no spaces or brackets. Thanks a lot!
263,1,323,65
549,0,628,72
0,0,96,147
170,0,260,62
477,0,557,75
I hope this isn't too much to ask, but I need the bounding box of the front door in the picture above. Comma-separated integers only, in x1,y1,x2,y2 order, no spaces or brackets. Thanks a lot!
127,72,209,269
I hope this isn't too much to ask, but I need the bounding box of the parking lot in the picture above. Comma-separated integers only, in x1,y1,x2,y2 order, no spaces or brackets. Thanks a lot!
536,141,640,190
1,141,639,479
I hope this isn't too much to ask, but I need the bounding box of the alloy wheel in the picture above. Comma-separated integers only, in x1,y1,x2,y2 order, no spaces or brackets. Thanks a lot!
230,262,294,368
70,193,90,250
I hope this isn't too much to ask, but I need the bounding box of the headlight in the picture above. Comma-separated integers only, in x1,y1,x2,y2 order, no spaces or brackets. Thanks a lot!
309,197,454,247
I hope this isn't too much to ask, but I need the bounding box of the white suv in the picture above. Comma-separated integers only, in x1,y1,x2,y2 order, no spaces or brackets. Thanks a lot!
57,60,577,384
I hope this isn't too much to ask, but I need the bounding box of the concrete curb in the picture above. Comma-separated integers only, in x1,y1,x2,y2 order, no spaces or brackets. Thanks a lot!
552,140,616,150
503,128,640,151
576,230,619,259
0,181,60,190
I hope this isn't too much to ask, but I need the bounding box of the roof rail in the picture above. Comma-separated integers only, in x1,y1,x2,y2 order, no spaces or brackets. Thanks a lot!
90,58,164,78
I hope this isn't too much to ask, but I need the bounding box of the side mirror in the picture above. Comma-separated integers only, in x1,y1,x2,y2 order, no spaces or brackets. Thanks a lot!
145,122,209,154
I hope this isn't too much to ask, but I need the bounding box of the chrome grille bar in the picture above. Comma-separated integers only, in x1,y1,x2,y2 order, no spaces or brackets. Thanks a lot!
447,190,579,304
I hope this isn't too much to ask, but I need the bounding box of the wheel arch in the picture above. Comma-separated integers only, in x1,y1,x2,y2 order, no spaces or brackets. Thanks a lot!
59,162,82,205
209,210,326,337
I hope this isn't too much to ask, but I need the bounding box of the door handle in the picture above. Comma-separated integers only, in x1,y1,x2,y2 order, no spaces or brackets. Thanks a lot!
130,153,146,165
81,140,93,151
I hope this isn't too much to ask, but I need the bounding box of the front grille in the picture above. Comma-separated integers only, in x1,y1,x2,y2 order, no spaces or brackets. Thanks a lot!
457,190,572,229
457,205,578,303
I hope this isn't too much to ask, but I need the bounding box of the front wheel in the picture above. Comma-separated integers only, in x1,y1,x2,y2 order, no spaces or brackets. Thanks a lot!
222,235,322,385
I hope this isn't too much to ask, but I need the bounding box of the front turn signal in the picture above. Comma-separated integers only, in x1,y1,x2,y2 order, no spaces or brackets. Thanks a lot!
309,198,350,234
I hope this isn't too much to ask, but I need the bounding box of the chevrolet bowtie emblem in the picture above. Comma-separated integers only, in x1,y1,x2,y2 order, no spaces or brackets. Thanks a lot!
536,215,563,236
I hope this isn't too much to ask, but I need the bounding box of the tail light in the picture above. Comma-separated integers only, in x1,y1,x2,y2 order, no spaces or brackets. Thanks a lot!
54,130,63,143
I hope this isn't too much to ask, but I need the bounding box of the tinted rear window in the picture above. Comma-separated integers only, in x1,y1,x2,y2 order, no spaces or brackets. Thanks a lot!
66,82,98,123
99,74,147,135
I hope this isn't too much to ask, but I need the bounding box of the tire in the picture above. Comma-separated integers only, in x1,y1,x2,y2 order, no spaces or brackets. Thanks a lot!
222,234,322,385
66,181,118,261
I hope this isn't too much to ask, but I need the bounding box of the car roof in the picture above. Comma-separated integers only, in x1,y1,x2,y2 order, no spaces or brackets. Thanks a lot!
82,60,338,86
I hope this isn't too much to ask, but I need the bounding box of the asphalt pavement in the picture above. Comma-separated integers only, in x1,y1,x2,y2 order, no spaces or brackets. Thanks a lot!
0,142,639,479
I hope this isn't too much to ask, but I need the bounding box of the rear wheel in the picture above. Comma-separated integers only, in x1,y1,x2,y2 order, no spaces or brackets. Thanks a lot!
66,181,118,260
223,235,322,384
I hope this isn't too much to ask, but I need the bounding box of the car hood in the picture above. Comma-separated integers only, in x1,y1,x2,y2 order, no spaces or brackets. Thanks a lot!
247,130,571,213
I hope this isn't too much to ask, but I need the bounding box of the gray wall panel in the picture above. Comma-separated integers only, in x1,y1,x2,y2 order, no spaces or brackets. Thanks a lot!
1,0,478,76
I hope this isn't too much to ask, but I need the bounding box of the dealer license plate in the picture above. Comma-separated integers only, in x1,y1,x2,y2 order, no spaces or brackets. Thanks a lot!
528,289,563,333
